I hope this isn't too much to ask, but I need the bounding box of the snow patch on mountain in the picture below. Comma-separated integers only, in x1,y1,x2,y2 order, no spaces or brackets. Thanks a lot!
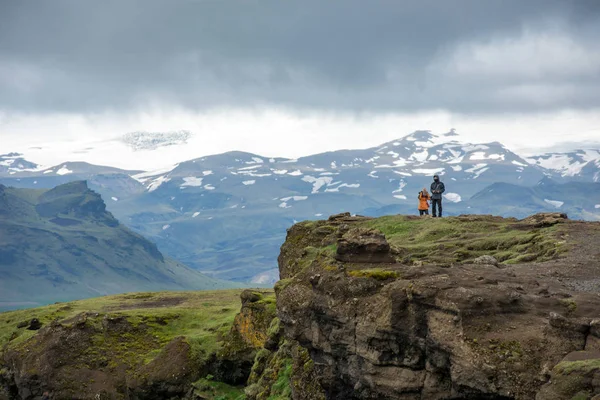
281,196,308,201
410,150,429,162
148,176,171,192
181,177,203,187
393,180,407,193
288,170,303,176
544,199,564,208
325,183,360,192
413,168,445,175
56,165,73,175
204,184,215,190
394,171,412,177
192,212,200,218
302,175,333,193
393,195,407,200
243,180,256,185
247,157,264,164
462,144,490,152
444,193,462,203
470,152,505,161
132,164,178,183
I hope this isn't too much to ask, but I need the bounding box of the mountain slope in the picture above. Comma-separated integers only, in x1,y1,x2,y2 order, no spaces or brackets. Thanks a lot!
0,181,239,311
467,178,600,220
527,149,600,182
2,131,599,282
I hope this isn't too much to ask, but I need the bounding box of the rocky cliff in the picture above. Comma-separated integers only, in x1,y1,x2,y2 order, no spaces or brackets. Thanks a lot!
0,290,277,400
276,213,600,400
2,212,600,400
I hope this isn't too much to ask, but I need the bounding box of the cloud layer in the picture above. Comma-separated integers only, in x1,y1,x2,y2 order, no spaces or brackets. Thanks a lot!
1,0,599,114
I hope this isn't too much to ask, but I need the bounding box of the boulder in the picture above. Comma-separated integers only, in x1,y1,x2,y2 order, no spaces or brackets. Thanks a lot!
536,351,600,400
472,255,499,267
335,228,396,263
521,212,568,227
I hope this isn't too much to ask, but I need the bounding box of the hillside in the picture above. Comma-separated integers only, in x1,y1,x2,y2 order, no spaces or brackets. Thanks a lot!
0,181,239,311
0,289,272,400
2,212,600,399
467,178,600,220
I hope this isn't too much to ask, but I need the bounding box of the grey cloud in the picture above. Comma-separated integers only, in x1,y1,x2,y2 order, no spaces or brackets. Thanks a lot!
0,0,599,114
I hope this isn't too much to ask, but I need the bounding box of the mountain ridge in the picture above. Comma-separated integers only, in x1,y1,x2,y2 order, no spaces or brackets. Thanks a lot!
2,131,599,282
0,181,240,311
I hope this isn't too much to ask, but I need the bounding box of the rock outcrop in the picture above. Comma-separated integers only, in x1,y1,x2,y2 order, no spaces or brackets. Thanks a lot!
276,213,600,399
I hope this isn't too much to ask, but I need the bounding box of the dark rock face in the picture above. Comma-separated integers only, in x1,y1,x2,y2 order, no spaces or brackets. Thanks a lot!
213,290,278,385
277,215,600,400
335,228,396,264
1,313,198,400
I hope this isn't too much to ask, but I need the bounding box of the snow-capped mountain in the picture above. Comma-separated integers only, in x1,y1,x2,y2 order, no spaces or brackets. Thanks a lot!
527,149,600,182
2,131,599,284
0,152,41,175
131,130,545,203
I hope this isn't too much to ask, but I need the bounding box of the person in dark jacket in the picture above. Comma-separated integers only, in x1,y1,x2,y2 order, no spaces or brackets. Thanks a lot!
430,175,445,217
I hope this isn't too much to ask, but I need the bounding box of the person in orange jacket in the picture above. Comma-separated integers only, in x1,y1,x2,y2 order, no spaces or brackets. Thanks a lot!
418,188,431,216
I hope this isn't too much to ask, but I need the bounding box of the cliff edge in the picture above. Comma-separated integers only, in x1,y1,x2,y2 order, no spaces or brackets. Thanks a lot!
276,213,600,400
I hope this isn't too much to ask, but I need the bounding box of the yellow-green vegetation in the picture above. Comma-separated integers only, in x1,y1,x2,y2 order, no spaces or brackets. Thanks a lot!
297,246,337,272
554,359,600,375
246,341,294,400
549,358,600,398
347,268,400,280
362,215,566,265
267,358,293,400
570,391,592,400
560,298,578,314
0,290,245,364
191,377,245,400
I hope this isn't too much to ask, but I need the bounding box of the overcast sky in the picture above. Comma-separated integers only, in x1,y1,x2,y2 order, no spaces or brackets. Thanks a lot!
1,0,599,158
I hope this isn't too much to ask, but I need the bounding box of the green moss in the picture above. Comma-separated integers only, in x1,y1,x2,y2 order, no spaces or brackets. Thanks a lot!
361,215,566,265
347,268,400,280
267,358,293,400
570,392,592,400
274,279,292,293
192,378,246,400
554,359,600,375
267,318,281,338
0,290,245,370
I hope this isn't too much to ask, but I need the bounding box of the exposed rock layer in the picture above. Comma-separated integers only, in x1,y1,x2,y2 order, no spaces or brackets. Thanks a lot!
277,213,600,399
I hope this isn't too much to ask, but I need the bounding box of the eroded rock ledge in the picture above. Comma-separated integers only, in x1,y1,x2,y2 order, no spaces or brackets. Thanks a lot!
276,213,600,400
